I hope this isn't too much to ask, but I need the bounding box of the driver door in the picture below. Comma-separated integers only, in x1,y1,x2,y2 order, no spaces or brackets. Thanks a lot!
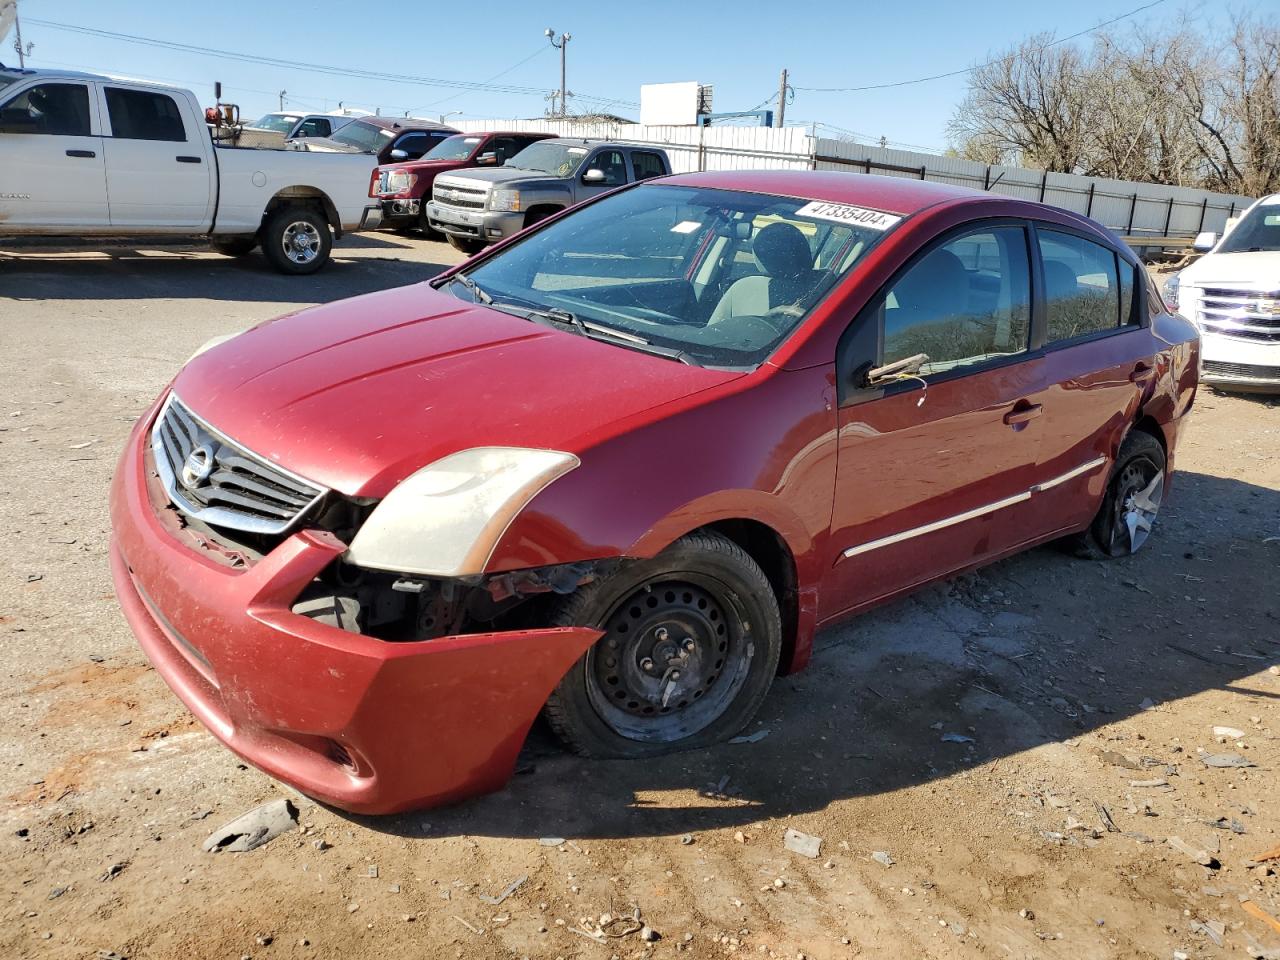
574,148,627,202
822,222,1050,619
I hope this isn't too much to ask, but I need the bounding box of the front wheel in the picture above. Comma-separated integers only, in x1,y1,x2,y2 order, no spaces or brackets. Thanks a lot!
1070,431,1166,559
260,206,332,275
446,234,485,256
543,531,781,758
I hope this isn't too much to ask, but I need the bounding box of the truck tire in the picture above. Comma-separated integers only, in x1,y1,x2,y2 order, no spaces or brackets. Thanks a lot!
261,205,332,275
446,235,485,256
210,236,257,257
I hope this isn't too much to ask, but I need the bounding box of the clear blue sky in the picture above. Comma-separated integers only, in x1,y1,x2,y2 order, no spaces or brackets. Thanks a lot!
7,0,1260,152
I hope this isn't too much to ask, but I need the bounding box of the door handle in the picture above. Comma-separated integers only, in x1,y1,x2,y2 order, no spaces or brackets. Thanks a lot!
176,155,202,164
1003,402,1043,427
65,149,96,158
1129,364,1156,384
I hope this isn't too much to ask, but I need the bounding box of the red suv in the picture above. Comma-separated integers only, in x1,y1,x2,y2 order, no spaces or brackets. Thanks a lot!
371,131,553,233
110,171,1198,813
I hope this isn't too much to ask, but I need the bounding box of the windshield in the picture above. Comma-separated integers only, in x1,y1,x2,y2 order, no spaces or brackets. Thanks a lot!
330,120,392,152
425,134,482,162
1216,198,1280,254
252,113,302,133
505,141,590,176
457,184,901,367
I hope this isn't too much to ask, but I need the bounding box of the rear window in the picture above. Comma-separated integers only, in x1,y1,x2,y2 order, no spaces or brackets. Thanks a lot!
632,151,667,181
106,87,186,141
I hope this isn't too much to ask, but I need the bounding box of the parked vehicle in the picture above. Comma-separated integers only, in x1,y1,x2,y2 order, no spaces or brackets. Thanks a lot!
371,131,554,234
110,171,1198,813
287,116,457,165
1163,194,1280,393
0,67,384,274
425,138,671,253
245,110,364,141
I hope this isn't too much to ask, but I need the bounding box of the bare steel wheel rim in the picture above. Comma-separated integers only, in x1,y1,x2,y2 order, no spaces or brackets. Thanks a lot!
281,221,321,264
584,576,754,743
1111,460,1163,554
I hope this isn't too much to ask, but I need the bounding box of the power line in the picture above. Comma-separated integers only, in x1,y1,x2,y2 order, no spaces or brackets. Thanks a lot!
24,17,638,107
407,45,551,112
793,0,1170,93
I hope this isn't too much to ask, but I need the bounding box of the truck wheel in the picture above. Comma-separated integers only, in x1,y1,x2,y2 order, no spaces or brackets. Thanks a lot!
261,206,332,275
1068,430,1166,559
416,210,442,240
446,235,485,256
210,236,257,257
543,531,781,759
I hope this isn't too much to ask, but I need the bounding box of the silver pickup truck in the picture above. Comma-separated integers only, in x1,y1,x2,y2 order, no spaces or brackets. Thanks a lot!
425,138,671,253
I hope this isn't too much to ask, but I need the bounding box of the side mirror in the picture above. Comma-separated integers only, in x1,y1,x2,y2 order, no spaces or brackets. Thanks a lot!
582,168,606,184
1192,231,1217,252
388,149,408,161
476,152,497,165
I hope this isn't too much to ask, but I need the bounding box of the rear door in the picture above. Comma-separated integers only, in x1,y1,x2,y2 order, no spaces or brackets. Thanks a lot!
823,222,1049,617
1025,225,1155,533
101,84,212,230
0,80,108,228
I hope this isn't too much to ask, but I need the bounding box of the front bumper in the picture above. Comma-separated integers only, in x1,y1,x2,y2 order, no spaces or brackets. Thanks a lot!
1199,331,1280,392
424,201,523,243
378,198,421,226
109,410,599,814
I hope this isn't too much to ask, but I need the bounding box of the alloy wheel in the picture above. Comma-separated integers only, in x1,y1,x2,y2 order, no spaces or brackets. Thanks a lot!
281,221,321,265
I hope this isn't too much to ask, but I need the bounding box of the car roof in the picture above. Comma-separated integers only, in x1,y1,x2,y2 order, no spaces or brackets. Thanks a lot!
356,116,457,132
0,65,187,93
658,170,987,216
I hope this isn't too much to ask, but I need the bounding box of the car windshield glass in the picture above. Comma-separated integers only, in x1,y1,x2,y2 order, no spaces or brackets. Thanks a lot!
458,184,902,368
1216,199,1280,254
330,120,391,151
504,141,591,175
252,113,301,133
425,134,482,161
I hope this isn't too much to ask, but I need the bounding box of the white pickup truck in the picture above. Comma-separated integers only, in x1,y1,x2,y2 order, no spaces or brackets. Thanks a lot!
0,67,383,274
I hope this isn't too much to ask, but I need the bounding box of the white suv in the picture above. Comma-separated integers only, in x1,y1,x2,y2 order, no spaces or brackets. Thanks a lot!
1165,195,1280,393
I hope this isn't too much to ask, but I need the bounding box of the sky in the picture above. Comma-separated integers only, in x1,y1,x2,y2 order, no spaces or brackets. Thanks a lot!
3,0,1263,153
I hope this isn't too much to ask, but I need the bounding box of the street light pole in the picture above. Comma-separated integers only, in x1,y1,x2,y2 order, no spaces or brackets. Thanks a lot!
544,28,571,118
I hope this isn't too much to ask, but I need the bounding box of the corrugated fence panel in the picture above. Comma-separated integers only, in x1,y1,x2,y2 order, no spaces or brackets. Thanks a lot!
455,120,1254,240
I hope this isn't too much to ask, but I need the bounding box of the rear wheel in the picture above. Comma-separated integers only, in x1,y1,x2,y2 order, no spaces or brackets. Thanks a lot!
261,205,332,275
1070,431,1166,559
543,531,781,758
446,234,485,255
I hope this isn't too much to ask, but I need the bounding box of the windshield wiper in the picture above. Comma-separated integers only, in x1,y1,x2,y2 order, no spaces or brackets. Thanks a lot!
522,307,702,366
446,272,492,305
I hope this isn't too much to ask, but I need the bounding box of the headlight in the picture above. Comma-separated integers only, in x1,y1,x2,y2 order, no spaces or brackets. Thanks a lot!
490,189,521,212
1162,272,1180,311
345,447,579,578
383,171,416,195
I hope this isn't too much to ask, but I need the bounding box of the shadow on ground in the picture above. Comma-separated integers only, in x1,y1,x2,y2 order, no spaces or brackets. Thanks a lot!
336,470,1278,841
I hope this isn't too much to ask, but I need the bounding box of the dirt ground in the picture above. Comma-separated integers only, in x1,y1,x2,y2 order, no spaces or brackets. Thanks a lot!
0,237,1277,960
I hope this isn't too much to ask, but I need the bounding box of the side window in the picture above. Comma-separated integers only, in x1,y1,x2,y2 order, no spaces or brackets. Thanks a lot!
1037,230,1122,343
0,83,91,136
584,149,627,186
105,87,186,141
881,227,1032,375
491,136,523,162
392,133,433,159
295,118,329,137
1119,259,1137,326
631,151,667,181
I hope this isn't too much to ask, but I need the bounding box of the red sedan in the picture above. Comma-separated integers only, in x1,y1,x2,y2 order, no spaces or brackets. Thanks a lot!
110,171,1199,813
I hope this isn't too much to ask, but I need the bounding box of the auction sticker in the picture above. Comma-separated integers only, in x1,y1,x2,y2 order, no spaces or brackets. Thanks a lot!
796,201,901,231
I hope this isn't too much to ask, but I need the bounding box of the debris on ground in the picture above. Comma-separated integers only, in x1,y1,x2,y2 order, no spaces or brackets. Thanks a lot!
728,729,770,744
783,829,822,859
538,837,565,847
871,850,895,868
1189,918,1226,946
1212,726,1245,739
569,906,651,944
1167,836,1219,868
202,799,298,853
98,862,127,882
1201,752,1255,768
941,733,975,744
1243,900,1280,937
478,875,526,906
1247,844,1280,867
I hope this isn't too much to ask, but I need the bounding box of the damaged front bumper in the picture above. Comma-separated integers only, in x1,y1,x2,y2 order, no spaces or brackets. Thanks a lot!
109,415,600,814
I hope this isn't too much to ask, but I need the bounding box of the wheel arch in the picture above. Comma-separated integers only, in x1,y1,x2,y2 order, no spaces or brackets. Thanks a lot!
263,186,342,238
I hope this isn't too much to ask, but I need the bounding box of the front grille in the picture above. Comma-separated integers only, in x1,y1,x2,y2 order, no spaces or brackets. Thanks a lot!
150,394,327,535
433,183,487,210
1203,360,1280,381
1195,287,1280,342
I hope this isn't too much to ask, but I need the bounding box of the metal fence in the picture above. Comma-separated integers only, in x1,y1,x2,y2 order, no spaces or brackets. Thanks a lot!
456,118,1255,244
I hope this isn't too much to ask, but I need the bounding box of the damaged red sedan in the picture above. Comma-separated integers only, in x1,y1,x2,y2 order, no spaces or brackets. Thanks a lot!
110,171,1199,813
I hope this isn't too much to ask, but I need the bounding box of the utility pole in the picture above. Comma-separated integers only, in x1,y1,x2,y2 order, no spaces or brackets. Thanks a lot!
775,68,788,128
278,90,286,111
545,28,571,118
13,10,32,68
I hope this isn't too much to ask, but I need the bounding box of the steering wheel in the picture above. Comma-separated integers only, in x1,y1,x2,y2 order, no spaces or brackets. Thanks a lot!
753,304,806,333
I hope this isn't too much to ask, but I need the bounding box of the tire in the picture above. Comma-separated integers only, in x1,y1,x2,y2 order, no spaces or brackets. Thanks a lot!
1068,430,1166,559
260,205,332,275
446,234,485,256
543,531,782,758
416,211,443,240
210,236,256,257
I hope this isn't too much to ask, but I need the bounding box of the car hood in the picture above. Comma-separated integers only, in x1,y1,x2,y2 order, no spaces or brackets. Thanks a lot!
1180,250,1280,288
172,284,741,498
435,167,549,190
